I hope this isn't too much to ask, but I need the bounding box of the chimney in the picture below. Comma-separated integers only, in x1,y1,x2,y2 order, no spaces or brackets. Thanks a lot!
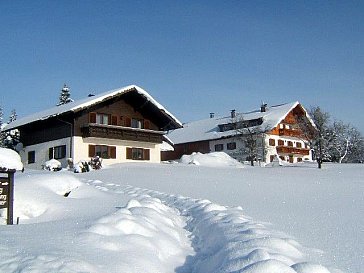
231,109,236,118
210,112,215,118
88,93,95,97
261,103,268,112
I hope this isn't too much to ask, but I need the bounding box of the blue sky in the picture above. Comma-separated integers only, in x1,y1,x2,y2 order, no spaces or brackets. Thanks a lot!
1,1,363,132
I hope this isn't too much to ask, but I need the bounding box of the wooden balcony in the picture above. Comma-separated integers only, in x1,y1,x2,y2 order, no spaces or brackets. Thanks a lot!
276,146,310,155
278,128,303,138
81,123,164,143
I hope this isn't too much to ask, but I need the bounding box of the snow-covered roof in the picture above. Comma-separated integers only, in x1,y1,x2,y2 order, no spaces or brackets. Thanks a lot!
0,148,23,172
4,85,182,130
168,101,313,144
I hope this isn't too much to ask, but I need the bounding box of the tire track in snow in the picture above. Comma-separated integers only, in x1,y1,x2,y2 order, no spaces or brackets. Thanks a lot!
87,180,344,273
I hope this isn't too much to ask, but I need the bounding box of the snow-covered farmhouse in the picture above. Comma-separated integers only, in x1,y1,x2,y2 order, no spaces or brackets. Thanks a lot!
4,85,182,169
162,102,316,164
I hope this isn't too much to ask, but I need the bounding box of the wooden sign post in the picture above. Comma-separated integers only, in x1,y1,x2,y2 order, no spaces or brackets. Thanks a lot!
0,170,15,225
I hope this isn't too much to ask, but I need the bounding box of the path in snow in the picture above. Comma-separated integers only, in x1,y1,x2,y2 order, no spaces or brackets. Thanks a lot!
86,179,343,273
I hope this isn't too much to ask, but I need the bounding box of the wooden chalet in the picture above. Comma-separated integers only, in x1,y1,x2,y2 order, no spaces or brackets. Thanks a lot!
4,85,182,169
162,102,316,164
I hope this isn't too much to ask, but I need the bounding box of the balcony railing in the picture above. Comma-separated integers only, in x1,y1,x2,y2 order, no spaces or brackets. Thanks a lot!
81,123,164,143
276,146,310,155
278,128,304,138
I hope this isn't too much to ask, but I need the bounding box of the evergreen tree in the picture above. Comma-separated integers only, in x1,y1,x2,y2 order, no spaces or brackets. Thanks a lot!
9,109,17,123
3,108,20,150
57,84,74,106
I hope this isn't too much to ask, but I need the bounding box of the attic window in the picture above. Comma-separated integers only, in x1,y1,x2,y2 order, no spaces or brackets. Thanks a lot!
131,118,143,129
96,113,110,125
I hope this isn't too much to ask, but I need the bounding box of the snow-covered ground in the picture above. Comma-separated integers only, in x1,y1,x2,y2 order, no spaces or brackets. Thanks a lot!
0,153,362,273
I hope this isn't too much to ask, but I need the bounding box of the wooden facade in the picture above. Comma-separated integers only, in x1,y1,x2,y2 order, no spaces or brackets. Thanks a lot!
10,86,181,168
161,140,210,161
81,124,164,143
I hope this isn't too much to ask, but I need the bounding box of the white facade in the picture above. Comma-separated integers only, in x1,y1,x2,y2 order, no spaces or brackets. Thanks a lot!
264,134,312,163
20,136,162,170
209,134,312,164
209,136,265,163
73,136,161,164
20,137,71,170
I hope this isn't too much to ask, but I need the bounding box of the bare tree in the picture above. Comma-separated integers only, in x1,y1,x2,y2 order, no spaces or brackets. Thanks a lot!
233,115,268,166
296,106,330,169
329,121,364,163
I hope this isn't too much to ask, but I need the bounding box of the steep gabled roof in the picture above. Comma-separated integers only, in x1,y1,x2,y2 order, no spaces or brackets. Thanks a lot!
167,101,315,144
5,85,182,130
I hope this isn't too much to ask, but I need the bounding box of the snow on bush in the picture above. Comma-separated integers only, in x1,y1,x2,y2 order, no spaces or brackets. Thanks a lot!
0,147,23,171
73,160,91,173
180,152,244,168
43,159,62,171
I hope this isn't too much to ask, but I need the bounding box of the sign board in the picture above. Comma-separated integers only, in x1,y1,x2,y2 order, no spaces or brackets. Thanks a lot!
0,178,9,209
0,172,14,225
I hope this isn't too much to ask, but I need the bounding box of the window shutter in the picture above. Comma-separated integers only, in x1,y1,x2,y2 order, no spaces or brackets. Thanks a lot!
89,145,96,157
107,114,112,125
49,147,54,160
144,120,150,129
126,147,132,159
110,146,116,159
143,149,150,160
125,117,131,127
111,115,118,126
89,112,96,123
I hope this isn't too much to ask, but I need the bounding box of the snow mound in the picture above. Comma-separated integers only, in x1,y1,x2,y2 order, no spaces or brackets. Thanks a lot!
14,173,85,221
83,195,193,273
0,147,23,171
180,152,244,168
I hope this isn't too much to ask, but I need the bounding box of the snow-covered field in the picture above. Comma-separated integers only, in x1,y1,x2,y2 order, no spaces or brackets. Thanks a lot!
0,153,362,273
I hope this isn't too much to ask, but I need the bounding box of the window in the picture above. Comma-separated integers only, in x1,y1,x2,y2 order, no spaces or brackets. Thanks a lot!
28,151,35,164
296,142,302,148
227,142,236,150
278,139,284,146
297,158,303,162
214,144,224,151
131,118,143,129
96,146,109,158
96,113,110,125
49,145,66,160
126,147,150,160
287,141,293,147
88,145,116,159
269,139,275,146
